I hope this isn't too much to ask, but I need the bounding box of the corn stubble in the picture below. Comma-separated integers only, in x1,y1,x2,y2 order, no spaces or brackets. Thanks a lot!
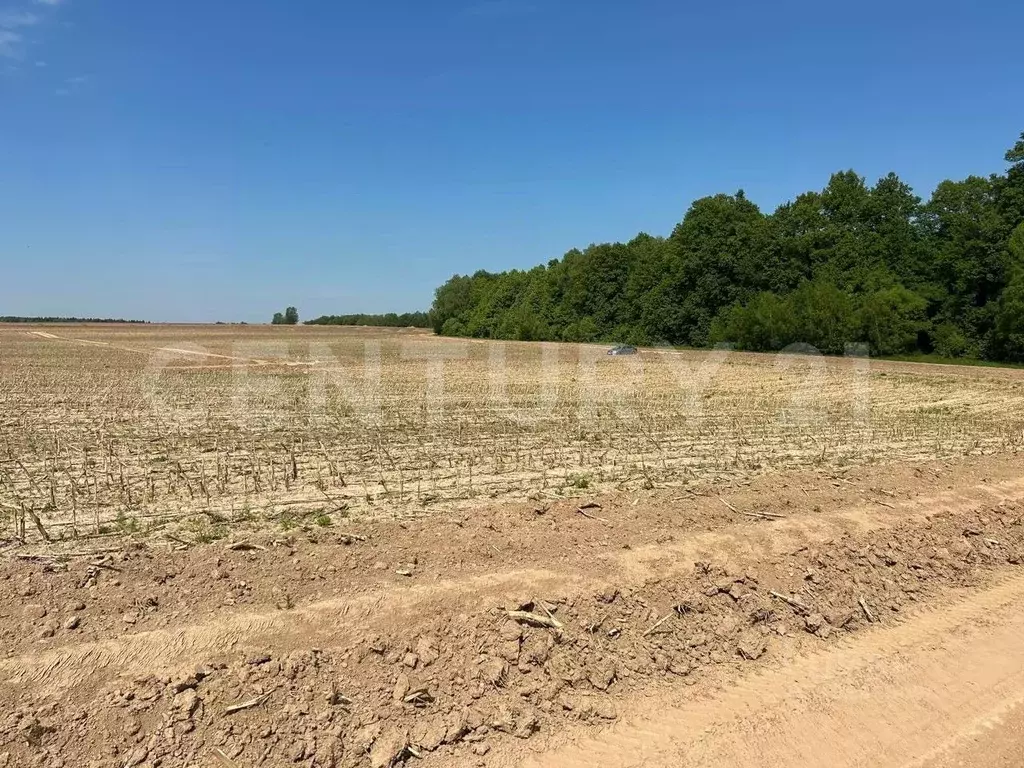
2,324,1022,545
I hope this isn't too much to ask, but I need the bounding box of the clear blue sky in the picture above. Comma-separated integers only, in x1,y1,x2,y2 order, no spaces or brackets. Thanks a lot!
2,0,1023,322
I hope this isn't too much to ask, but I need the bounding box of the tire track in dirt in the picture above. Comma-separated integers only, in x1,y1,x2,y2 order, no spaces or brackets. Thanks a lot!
4,475,1023,697
519,571,1024,768
0,567,576,693
612,476,1024,577
25,330,286,366
920,698,1024,768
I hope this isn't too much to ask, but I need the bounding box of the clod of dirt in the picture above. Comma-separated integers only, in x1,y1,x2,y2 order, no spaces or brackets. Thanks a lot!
804,613,831,638
393,673,411,702
481,658,510,687
496,621,523,663
588,665,616,691
415,636,440,666
370,726,409,768
353,722,382,753
411,715,447,751
124,746,148,766
513,710,540,739
521,632,554,666
443,710,469,744
173,689,201,718
737,631,768,660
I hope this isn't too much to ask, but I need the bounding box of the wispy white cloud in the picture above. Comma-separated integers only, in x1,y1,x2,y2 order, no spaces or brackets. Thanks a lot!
0,8,41,58
0,3,62,59
54,71,85,93
0,9,39,28
0,28,21,57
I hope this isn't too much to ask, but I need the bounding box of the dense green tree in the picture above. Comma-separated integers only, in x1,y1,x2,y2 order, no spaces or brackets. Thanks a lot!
710,291,793,351
857,285,929,356
271,312,284,325
990,223,1024,361
990,277,1024,362
996,132,1024,233
427,130,1024,362
660,191,773,345
284,306,299,325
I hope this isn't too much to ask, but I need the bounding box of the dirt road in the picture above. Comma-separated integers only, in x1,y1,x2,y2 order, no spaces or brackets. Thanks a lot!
522,573,1024,768
1,454,1022,767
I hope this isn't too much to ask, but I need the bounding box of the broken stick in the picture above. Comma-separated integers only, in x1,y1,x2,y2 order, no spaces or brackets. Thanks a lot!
226,541,266,552
225,693,271,715
769,590,810,614
507,610,563,630
576,507,608,522
858,596,875,623
642,613,674,637
720,498,785,520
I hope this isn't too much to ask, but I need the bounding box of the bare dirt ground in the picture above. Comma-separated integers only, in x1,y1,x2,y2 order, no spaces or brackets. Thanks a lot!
2,453,1024,767
2,324,1024,767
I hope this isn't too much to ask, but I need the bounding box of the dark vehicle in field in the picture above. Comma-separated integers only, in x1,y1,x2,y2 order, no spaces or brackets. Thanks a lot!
607,345,638,355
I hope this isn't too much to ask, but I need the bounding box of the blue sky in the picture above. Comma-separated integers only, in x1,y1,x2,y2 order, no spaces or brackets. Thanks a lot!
2,0,1023,323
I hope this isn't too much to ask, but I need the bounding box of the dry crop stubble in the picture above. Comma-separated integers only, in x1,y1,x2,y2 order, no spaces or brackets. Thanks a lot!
1,323,1023,547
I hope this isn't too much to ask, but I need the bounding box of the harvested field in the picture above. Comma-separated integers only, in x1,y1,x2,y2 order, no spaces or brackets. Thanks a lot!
2,323,1024,767
3,324,1024,544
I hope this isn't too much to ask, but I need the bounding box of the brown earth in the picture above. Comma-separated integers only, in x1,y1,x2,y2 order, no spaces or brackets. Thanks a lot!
1,453,1024,767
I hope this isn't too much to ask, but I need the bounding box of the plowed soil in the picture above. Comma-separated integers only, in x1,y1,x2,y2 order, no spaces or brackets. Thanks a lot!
2,453,1024,767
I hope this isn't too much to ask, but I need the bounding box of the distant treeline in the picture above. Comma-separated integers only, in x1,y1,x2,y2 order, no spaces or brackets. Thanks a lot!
429,131,1024,362
305,312,430,328
0,316,148,324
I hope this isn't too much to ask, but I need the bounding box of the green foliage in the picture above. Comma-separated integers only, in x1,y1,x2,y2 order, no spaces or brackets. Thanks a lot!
712,280,860,356
184,515,228,543
1007,133,1024,167
1010,221,1024,265
115,510,141,535
931,322,976,358
306,311,430,328
271,307,300,325
567,473,591,489
990,272,1024,361
430,130,1024,362
857,285,928,356
711,292,792,351
989,224,1024,362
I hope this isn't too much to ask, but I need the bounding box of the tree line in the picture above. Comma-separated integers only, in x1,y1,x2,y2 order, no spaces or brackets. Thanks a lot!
0,316,148,324
428,131,1024,362
305,312,431,328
